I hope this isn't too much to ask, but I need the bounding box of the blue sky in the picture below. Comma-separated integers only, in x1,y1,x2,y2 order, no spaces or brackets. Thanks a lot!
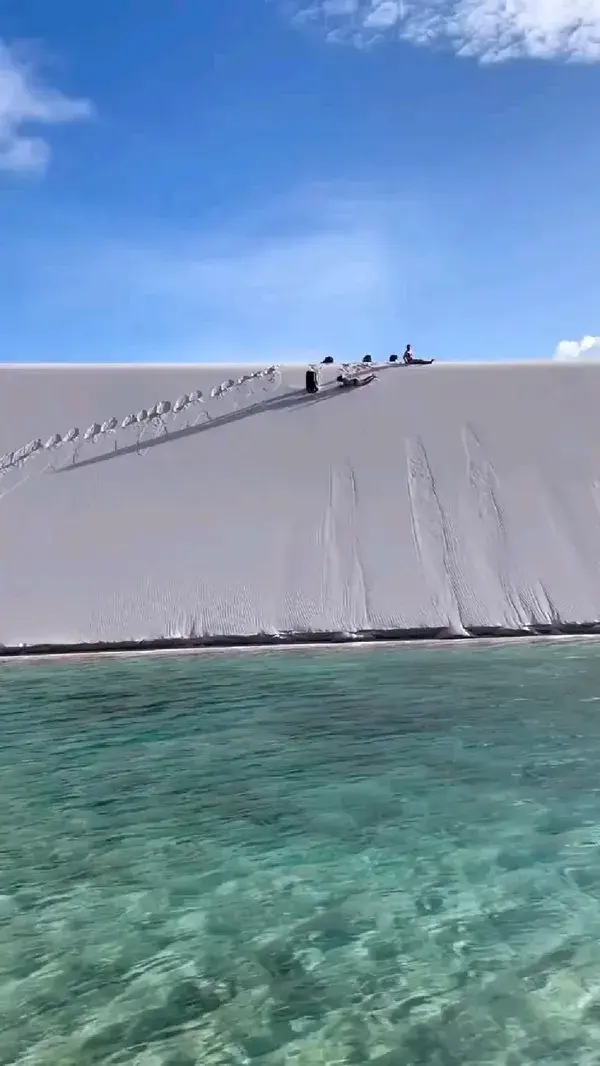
1,0,599,363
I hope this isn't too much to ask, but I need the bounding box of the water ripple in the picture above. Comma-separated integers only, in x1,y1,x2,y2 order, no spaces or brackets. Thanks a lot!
2,643,600,1064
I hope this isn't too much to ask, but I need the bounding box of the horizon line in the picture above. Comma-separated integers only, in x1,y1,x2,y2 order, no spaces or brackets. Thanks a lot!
0,359,578,370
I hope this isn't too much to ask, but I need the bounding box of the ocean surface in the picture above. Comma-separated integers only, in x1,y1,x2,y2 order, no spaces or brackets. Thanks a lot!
2,642,600,1066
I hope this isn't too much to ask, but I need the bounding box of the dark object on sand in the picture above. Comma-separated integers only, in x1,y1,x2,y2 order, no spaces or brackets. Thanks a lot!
322,356,334,364
362,354,373,363
305,368,319,394
389,353,398,363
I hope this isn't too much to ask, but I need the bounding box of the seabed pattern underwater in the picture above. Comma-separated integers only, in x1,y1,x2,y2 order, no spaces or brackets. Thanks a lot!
3,641,600,1065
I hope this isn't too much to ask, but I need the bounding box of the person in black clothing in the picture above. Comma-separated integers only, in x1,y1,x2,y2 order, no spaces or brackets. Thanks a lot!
305,366,320,394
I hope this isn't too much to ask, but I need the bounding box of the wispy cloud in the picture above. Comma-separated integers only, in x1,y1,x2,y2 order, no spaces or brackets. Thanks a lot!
282,0,600,62
2,188,441,360
26,222,392,324
554,335,600,359
0,39,92,173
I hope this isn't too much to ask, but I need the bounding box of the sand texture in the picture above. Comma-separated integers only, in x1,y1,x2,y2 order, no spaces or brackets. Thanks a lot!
0,361,599,648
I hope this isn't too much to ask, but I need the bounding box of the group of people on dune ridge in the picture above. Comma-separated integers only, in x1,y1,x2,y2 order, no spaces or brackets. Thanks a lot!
305,344,435,394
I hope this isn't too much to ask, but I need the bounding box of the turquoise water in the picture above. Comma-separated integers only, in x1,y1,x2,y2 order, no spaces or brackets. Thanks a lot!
3,643,600,1065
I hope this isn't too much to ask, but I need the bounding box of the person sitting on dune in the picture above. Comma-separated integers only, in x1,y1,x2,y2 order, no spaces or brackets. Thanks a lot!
403,344,434,366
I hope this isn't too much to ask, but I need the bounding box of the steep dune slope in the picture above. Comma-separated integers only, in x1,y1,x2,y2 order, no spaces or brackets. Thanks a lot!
0,361,599,648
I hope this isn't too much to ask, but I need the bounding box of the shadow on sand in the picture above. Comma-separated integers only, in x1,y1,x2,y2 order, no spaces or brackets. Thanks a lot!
54,382,355,474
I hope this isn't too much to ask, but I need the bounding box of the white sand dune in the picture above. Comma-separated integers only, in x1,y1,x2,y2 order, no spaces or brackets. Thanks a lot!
1,360,600,650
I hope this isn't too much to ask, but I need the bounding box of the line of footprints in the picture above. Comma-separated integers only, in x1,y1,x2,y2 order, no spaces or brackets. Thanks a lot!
0,365,281,493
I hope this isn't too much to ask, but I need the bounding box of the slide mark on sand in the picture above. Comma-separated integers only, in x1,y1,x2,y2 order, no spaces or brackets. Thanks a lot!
321,463,371,631
593,481,600,525
0,456,56,503
462,425,531,626
405,438,465,633
345,464,372,630
532,475,597,621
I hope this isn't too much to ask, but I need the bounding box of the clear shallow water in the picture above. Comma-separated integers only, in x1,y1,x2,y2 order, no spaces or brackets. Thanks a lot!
3,644,600,1065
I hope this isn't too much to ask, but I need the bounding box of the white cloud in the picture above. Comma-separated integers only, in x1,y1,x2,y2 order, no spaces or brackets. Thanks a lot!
4,188,440,360
283,0,600,62
554,335,600,359
29,224,393,323
0,39,92,173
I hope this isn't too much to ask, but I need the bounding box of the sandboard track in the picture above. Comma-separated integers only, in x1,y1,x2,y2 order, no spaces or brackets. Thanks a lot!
462,425,532,627
344,463,372,630
405,437,466,633
0,452,58,503
319,464,370,632
531,475,599,623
